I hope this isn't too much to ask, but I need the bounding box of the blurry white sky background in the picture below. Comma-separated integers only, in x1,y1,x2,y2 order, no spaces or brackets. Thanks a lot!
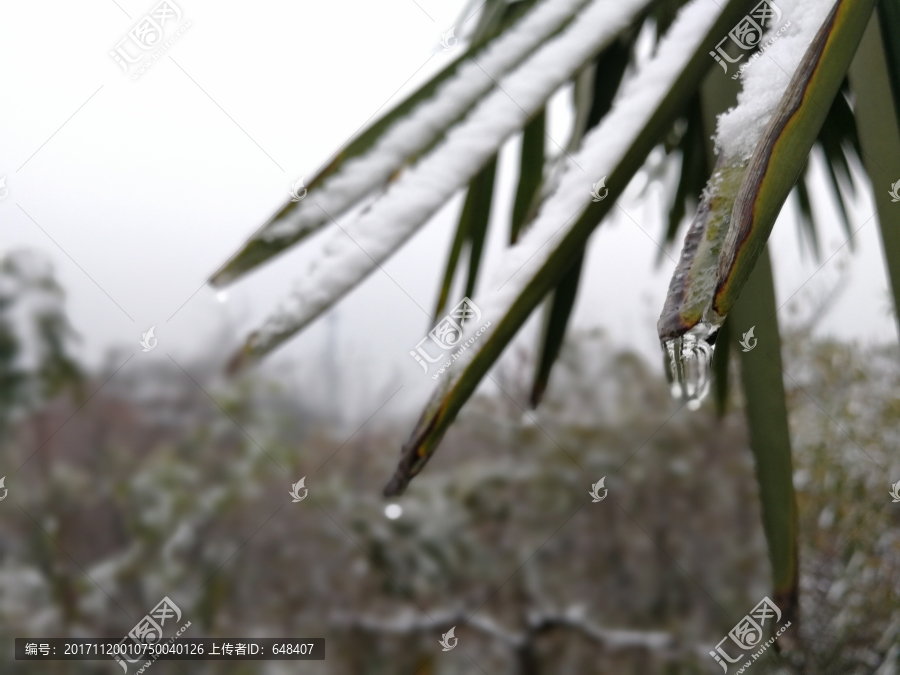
0,0,895,423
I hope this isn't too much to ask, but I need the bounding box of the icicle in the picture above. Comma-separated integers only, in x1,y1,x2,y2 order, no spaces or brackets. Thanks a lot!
663,321,718,410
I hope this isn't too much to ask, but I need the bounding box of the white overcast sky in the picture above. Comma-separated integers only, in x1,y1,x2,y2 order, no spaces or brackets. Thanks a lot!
0,0,895,417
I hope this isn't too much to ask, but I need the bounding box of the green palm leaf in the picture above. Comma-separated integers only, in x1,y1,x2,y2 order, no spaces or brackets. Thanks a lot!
510,110,546,245
530,248,584,407
793,159,820,259
661,1,876,635
434,154,498,318
729,247,800,629
849,11,900,338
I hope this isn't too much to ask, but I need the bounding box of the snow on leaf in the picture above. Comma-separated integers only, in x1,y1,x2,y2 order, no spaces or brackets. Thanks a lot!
231,0,652,368
716,0,836,161
214,0,591,285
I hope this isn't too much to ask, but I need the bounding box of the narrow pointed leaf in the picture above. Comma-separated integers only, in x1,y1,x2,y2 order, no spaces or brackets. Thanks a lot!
210,0,579,286
585,36,634,130
530,248,584,407
818,80,861,174
384,0,759,495
511,110,546,244
662,94,708,254
794,165,820,259
464,155,497,298
780,80,858,262
691,22,798,620
816,80,860,245
822,152,854,243
877,0,900,126
729,246,799,629
227,0,654,371
569,63,597,149
849,11,900,339
434,155,498,318
434,198,472,320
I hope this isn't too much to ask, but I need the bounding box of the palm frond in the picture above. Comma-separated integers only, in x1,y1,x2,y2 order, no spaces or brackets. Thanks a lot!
530,248,584,407
729,247,800,630
384,0,758,495
793,159,820,259
511,110,546,245
226,0,654,371
849,10,900,336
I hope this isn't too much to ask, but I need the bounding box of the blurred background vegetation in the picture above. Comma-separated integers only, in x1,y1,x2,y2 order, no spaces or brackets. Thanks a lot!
0,250,897,674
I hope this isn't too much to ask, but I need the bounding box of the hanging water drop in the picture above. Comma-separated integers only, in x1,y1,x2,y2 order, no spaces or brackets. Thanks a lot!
662,323,717,410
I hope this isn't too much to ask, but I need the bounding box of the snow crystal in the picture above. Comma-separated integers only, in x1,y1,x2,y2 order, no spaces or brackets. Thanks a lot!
715,0,837,160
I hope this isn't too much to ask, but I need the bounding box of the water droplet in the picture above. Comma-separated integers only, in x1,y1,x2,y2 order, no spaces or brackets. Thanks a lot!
663,323,717,410
384,503,402,519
